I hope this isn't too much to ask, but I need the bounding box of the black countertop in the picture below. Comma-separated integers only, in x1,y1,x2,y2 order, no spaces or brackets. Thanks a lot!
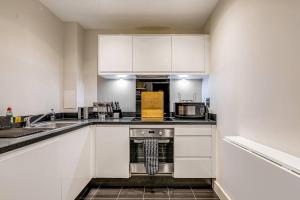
89,117,216,125
0,117,216,155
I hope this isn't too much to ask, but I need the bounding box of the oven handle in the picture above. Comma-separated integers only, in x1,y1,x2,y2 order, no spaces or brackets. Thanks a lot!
133,139,171,144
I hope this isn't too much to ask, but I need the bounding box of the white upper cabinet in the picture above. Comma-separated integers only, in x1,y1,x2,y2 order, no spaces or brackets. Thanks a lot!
133,35,172,72
98,35,133,73
98,34,210,74
172,35,209,73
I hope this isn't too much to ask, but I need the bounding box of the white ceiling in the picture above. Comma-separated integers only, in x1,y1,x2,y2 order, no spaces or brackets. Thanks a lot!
39,0,219,31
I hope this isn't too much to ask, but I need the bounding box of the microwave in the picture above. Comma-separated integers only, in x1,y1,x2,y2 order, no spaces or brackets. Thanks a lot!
174,102,208,119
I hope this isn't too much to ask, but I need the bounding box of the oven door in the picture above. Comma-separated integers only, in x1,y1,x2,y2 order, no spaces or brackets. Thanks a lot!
130,138,174,175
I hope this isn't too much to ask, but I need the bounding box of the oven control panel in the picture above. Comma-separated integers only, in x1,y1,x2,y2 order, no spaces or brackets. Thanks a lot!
130,128,174,138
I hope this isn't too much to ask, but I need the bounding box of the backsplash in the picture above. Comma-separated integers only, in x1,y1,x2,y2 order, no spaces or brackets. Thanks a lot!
170,79,202,112
97,77,202,112
98,77,136,112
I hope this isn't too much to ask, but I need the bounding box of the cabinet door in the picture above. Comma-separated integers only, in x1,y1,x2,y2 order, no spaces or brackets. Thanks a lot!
96,126,129,178
60,127,92,200
172,35,208,73
0,138,61,200
174,125,213,178
174,158,211,178
175,125,212,136
175,136,212,157
133,35,172,72
98,35,133,73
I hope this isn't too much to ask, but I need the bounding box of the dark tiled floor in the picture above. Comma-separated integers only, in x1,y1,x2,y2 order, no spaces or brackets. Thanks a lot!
82,186,220,200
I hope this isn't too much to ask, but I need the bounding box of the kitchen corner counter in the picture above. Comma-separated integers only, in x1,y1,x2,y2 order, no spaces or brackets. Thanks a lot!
0,118,216,155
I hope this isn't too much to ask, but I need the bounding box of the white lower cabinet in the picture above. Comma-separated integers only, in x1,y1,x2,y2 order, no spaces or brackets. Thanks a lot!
0,127,94,200
174,158,212,178
0,138,61,200
95,126,129,178
60,127,93,200
174,125,215,178
175,136,212,157
0,124,216,200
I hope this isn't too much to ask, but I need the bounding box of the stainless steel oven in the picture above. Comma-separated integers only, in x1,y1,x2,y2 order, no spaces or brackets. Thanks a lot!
130,128,174,176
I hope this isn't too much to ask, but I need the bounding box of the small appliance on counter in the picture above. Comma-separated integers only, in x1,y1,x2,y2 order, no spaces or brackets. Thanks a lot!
93,102,111,120
78,107,94,120
93,101,123,120
174,101,208,119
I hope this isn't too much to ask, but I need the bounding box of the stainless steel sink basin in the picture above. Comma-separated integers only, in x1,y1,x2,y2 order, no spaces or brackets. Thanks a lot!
26,121,79,129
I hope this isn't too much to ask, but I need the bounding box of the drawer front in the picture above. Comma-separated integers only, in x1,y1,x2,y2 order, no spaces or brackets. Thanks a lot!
174,158,212,178
175,136,211,157
175,126,212,136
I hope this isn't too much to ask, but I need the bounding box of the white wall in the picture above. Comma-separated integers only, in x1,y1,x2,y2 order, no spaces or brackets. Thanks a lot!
83,30,98,107
201,77,210,103
206,0,300,198
0,0,64,116
63,22,84,112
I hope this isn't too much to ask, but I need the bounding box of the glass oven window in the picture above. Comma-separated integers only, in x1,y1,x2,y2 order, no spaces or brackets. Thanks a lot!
130,140,174,163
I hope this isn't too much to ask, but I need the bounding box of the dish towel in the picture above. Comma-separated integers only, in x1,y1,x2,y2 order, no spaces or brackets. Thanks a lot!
144,138,159,175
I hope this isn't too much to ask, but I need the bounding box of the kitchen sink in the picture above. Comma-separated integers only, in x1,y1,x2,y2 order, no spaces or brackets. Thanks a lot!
0,128,54,138
26,121,79,129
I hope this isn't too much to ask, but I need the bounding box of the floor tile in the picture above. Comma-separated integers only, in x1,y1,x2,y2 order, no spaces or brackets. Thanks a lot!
194,199,219,200
192,188,214,193
169,198,195,200
81,186,220,200
91,199,117,200
193,191,219,199
92,188,121,199
169,188,195,199
83,188,98,199
144,199,169,200
144,199,170,200
118,187,144,199
195,199,219,200
144,187,169,198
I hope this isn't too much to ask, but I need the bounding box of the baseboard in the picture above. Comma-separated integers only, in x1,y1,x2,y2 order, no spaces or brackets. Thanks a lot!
213,181,232,200
74,179,94,200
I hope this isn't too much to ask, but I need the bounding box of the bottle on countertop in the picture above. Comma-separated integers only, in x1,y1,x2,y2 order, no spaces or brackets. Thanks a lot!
50,109,56,121
6,107,14,124
205,98,210,121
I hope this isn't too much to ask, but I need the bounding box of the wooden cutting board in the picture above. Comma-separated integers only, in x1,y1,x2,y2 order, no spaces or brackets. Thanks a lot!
141,91,164,119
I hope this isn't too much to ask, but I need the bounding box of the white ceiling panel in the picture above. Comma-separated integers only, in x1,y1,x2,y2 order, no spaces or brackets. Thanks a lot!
39,0,219,31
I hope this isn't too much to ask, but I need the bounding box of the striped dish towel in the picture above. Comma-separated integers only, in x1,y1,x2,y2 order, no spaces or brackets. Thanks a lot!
144,138,159,175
